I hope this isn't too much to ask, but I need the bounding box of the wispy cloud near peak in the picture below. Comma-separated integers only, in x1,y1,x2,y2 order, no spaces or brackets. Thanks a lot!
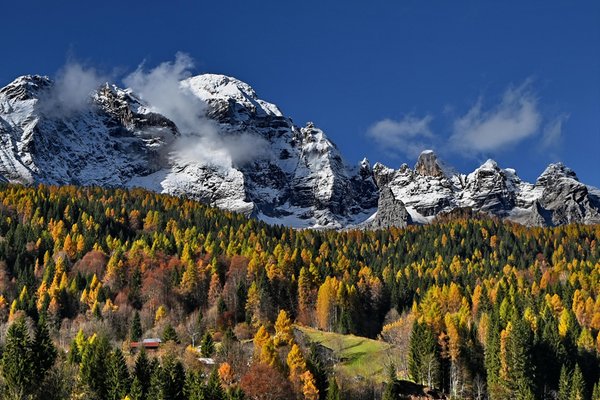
367,114,435,158
449,80,541,153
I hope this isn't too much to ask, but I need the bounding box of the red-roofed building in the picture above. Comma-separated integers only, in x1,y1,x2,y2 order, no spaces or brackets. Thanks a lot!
130,338,162,352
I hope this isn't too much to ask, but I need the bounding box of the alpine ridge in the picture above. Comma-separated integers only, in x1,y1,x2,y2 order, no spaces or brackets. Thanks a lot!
0,74,598,229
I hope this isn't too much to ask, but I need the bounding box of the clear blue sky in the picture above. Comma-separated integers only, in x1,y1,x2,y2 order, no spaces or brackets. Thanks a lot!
2,1,599,186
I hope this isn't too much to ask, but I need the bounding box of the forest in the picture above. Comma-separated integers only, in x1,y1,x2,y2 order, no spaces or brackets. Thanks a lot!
0,183,598,399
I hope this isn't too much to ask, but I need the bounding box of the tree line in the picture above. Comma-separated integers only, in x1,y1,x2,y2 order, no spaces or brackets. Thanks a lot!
0,183,599,399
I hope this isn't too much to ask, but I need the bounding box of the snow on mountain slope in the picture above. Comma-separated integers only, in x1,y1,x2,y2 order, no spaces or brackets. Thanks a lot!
0,73,598,229
373,150,600,227
0,75,176,187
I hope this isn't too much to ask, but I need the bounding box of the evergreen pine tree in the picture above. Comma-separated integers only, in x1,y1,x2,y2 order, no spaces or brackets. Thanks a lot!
92,301,102,320
227,386,246,400
558,364,571,400
408,321,423,384
485,314,503,400
592,379,600,400
570,364,586,400
205,368,226,400
200,332,215,357
382,364,399,400
408,321,440,388
535,313,567,397
507,318,535,397
79,334,111,399
1,317,35,398
325,376,340,400
220,327,237,357
184,370,204,400
68,338,81,364
161,354,186,400
107,348,131,400
147,363,163,400
134,348,153,399
129,376,143,400
162,323,179,343
32,316,57,383
306,342,330,399
131,311,143,341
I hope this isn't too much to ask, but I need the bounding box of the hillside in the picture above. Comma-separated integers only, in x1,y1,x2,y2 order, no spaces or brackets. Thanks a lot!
296,325,401,383
0,183,598,399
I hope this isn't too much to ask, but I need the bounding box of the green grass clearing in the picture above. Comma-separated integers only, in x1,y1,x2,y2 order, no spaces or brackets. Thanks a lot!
295,325,402,384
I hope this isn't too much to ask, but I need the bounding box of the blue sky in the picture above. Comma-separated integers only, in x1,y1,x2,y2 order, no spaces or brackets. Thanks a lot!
2,1,599,185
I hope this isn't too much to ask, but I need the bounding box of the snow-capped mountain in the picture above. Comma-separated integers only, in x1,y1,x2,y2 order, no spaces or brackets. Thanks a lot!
0,74,598,229
0,74,377,228
0,75,176,186
372,151,600,227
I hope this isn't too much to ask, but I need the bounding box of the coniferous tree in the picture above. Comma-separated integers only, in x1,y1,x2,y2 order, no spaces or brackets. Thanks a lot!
201,332,215,357
219,328,237,359
184,370,204,400
68,337,81,364
535,312,567,397
306,342,330,399
382,364,400,400
79,334,111,400
134,348,153,399
408,321,423,384
558,364,571,400
131,311,143,341
592,379,600,400
161,355,186,400
147,363,163,400
325,376,340,400
408,321,440,388
162,323,179,343
570,364,586,400
129,376,144,400
485,314,503,400
32,316,57,383
273,309,293,346
227,386,246,400
204,368,226,400
506,318,535,398
1,317,35,398
107,348,131,400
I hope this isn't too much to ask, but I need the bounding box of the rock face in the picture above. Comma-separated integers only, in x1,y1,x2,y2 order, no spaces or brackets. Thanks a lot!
372,152,457,222
364,186,412,229
0,74,377,228
414,149,448,178
0,75,176,186
535,163,600,225
373,150,600,227
0,73,599,229
175,75,379,227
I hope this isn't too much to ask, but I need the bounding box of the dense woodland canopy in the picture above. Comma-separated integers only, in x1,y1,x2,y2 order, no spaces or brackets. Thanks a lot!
0,183,599,399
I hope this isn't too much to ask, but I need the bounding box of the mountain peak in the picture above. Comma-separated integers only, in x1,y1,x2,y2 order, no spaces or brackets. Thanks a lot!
1,71,599,229
414,149,456,178
479,159,499,170
182,73,283,119
415,150,442,177
0,75,51,101
360,157,371,169
185,74,257,99
537,162,579,185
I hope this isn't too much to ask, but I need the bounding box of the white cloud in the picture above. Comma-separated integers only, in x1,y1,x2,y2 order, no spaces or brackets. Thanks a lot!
123,52,200,134
40,61,108,116
542,114,569,149
449,80,541,153
367,114,435,158
123,53,270,168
